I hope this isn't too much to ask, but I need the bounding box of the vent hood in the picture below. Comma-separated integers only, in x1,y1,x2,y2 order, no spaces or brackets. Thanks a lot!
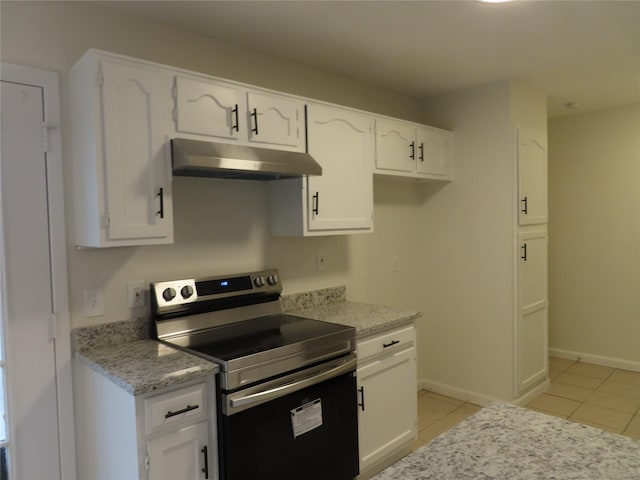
171,138,322,180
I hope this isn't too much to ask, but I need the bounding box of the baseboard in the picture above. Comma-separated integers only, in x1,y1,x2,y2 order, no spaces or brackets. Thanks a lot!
549,348,640,373
512,379,550,406
418,379,500,407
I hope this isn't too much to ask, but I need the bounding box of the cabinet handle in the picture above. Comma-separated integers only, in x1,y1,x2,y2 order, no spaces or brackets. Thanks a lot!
521,196,528,215
164,403,199,418
409,141,415,160
520,243,528,262
201,445,209,479
383,339,400,348
358,386,365,411
156,188,164,219
250,108,259,135
419,142,424,162
312,192,319,215
231,104,239,132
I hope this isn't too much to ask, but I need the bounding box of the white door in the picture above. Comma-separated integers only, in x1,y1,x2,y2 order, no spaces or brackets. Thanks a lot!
517,229,549,393
0,66,74,479
517,127,548,225
246,91,303,149
147,422,209,480
357,348,416,473
416,126,451,178
306,104,374,232
375,119,415,172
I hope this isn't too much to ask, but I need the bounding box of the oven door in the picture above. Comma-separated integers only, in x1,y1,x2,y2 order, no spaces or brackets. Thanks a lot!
219,354,359,480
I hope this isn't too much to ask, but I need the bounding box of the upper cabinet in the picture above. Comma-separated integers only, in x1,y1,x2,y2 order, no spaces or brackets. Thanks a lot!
70,51,174,247
172,74,305,151
375,118,453,181
269,103,374,236
517,127,548,225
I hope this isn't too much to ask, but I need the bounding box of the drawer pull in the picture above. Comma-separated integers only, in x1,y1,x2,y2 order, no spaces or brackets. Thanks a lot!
383,340,400,349
201,445,209,479
164,403,199,419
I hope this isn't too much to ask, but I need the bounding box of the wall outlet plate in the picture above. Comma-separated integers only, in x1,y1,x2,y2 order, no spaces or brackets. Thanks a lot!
127,281,146,308
83,288,104,317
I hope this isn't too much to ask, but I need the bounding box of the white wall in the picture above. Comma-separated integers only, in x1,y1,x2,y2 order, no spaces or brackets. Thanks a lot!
548,104,640,368
0,0,430,369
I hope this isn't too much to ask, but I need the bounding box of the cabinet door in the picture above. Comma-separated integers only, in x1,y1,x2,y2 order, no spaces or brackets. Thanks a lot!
517,127,547,225
175,75,242,141
147,421,210,480
375,119,415,172
416,126,452,179
357,348,417,473
246,91,304,150
306,104,374,232
100,58,173,241
517,230,548,393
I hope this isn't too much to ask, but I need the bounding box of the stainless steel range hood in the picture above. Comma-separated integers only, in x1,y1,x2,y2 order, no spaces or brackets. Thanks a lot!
171,138,322,180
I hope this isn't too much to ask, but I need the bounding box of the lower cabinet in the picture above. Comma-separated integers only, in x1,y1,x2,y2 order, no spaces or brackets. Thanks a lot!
73,360,217,480
147,421,210,480
356,324,417,479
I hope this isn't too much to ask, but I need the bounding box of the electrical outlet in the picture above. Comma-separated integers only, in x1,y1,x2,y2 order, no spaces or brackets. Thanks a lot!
317,251,327,271
83,288,104,317
392,256,400,272
127,281,146,308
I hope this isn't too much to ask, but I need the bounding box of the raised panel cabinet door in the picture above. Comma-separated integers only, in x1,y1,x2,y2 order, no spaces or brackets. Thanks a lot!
375,119,415,172
416,126,452,178
517,127,548,225
517,230,548,393
175,75,242,140
100,58,173,241
357,348,417,473
246,91,304,150
306,104,374,232
147,421,209,480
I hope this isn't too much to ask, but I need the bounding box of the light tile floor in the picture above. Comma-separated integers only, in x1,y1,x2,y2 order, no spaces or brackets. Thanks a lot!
414,357,640,451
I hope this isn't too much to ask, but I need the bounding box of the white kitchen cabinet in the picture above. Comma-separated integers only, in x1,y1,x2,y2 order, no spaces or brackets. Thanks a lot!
269,102,374,236
70,50,174,247
517,229,548,393
147,422,210,480
517,127,548,225
514,125,549,396
173,74,304,151
375,118,453,181
73,360,217,480
356,324,417,480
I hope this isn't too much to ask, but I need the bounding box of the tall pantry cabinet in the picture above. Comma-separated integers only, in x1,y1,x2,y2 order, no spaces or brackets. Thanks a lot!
515,126,548,395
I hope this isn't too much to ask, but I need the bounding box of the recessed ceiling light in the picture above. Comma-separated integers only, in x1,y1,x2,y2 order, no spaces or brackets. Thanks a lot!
565,102,581,110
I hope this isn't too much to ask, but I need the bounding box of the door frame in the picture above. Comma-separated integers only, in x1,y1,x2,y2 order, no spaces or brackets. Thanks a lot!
0,63,76,480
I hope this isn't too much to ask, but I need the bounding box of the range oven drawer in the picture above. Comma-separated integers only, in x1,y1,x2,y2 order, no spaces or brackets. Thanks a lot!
218,360,359,480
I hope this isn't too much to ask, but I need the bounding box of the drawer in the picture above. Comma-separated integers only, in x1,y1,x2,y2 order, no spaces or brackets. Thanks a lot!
145,383,206,434
357,324,415,361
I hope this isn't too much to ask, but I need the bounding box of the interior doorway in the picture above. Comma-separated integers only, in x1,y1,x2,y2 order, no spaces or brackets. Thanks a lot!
0,65,75,480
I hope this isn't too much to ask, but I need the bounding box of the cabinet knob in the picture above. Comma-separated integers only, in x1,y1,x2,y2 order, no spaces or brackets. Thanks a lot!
521,196,528,215
409,141,415,160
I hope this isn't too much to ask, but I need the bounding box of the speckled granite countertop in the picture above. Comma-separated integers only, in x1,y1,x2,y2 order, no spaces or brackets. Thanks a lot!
372,402,640,480
75,339,218,396
288,301,420,337
72,285,419,396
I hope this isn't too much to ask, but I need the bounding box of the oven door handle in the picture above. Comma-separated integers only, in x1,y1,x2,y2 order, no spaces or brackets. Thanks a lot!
226,356,356,414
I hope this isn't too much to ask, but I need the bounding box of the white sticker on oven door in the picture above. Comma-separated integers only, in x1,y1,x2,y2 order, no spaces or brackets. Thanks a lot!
291,399,322,438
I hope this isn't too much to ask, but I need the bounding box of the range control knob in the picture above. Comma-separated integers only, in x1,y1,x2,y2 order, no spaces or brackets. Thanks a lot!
181,285,194,299
267,274,278,286
162,287,176,302
253,276,265,288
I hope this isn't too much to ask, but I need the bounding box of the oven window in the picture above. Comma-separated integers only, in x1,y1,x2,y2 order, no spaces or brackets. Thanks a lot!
218,371,359,480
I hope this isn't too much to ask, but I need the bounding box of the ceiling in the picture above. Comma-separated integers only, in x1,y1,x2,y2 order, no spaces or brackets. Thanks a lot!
98,0,640,117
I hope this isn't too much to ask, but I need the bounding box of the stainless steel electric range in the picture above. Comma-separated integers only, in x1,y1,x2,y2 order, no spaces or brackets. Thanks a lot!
150,269,360,480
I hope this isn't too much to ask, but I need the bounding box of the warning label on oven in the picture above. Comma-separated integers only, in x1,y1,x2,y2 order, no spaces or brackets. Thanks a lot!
291,399,323,438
